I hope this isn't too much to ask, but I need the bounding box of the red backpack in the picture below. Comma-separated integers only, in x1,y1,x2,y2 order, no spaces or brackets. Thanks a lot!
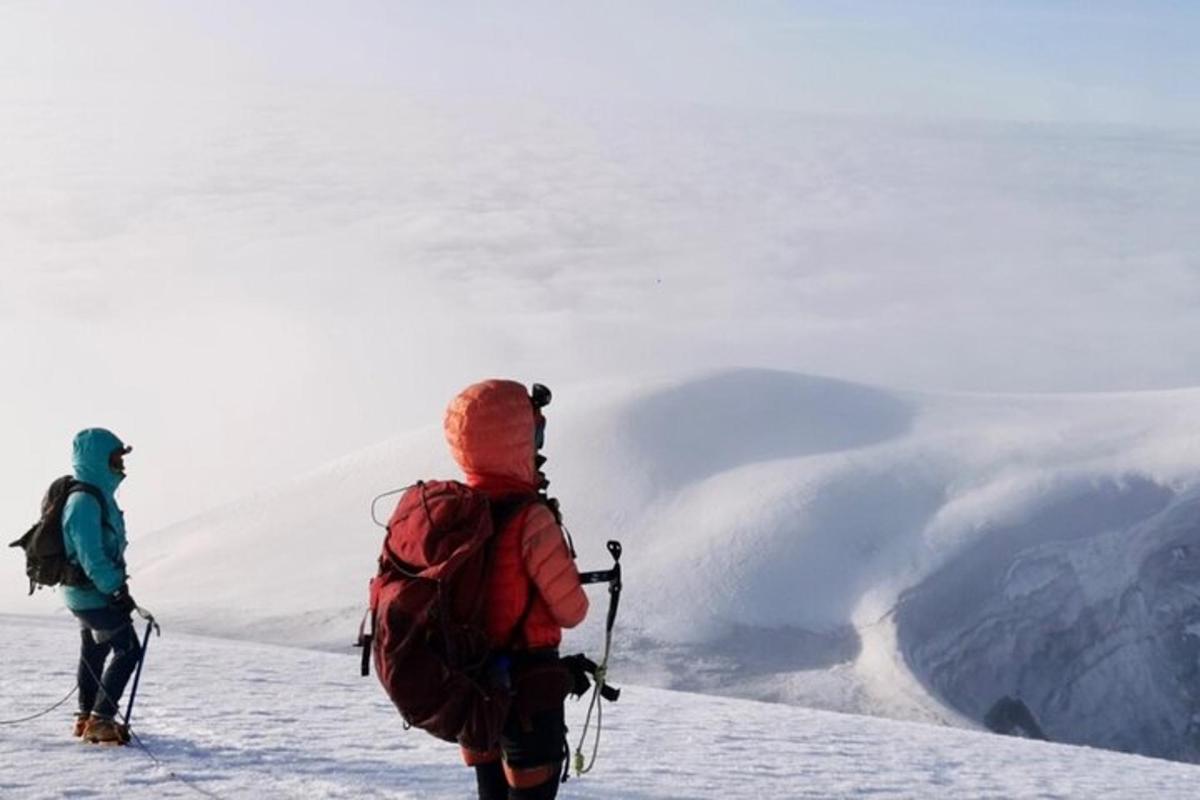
360,480,534,751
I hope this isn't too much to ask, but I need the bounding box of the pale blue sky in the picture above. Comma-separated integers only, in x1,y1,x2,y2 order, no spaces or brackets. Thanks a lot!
2,1,1198,128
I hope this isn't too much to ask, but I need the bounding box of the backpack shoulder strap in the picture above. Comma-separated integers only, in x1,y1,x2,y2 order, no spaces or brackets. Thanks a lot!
66,481,113,532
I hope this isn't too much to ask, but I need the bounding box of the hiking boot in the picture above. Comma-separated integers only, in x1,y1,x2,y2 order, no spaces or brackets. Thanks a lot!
72,713,89,738
83,715,130,746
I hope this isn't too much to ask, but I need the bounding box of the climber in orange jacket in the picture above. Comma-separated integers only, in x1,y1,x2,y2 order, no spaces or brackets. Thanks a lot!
445,379,589,800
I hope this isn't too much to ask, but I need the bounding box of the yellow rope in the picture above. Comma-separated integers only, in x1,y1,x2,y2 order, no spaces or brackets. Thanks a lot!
572,629,612,776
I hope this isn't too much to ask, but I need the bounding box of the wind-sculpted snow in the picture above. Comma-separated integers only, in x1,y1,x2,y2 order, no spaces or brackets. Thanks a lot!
619,370,914,489
899,485,1200,761
10,368,1200,763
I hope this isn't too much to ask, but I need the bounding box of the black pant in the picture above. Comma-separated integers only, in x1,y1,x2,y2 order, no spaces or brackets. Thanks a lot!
72,607,142,720
474,702,566,799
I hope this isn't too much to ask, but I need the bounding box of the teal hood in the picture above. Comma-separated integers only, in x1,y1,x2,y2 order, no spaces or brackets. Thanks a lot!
71,428,127,494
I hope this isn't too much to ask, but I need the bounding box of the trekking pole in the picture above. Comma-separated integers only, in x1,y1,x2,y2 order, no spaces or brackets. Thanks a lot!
123,608,161,731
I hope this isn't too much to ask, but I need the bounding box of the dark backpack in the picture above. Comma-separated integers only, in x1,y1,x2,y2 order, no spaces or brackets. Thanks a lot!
8,475,109,595
360,480,536,751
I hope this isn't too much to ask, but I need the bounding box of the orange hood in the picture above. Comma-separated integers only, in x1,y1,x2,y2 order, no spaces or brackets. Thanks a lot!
444,379,539,494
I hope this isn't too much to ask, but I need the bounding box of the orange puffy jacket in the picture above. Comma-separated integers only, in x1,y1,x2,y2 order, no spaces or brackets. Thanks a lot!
444,379,588,650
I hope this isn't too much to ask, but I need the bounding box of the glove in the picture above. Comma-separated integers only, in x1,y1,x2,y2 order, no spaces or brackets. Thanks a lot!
561,653,597,697
110,583,137,615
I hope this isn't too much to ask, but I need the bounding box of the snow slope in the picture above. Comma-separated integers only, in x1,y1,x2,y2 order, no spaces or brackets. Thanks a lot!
4,614,1200,799
14,368,1196,762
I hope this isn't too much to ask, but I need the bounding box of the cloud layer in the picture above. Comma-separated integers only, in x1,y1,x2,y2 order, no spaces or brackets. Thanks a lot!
1,2,1198,533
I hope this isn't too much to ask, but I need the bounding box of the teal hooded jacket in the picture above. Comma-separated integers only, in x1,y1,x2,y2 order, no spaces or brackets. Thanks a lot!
61,428,129,611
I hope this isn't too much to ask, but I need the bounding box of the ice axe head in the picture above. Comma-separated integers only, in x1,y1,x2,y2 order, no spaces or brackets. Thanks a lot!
606,540,621,563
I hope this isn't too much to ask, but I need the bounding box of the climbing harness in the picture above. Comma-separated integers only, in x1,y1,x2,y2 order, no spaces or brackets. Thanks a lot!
571,539,623,778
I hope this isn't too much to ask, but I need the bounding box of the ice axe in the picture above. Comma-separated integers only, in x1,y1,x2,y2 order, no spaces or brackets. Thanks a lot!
569,540,623,779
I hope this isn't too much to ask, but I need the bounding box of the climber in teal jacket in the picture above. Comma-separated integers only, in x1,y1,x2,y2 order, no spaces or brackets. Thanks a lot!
61,427,142,745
